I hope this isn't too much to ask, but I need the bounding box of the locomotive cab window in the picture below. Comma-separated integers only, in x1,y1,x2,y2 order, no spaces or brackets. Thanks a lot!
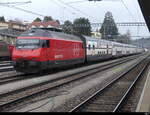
16,39,50,49
16,39,40,49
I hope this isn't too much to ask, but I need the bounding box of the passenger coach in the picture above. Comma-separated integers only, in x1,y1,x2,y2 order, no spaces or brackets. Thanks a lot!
82,36,144,62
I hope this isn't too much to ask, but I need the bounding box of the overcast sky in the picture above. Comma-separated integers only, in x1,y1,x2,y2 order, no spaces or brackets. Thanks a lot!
0,0,149,39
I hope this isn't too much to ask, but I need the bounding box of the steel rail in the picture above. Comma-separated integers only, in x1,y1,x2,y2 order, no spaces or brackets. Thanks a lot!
0,66,14,72
0,63,12,67
0,54,141,86
0,54,142,93
0,54,143,111
0,61,12,64
113,59,150,112
69,55,149,112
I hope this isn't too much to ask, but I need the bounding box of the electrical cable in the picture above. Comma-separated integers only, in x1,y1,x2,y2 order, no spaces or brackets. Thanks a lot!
57,0,99,22
51,0,77,15
0,1,32,8
0,4,45,17
51,0,78,23
67,0,88,4
0,1,31,5
120,0,136,22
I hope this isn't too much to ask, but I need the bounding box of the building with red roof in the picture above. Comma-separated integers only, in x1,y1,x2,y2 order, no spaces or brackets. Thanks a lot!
28,21,60,29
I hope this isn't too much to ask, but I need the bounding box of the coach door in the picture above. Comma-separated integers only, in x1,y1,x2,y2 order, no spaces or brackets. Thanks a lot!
108,43,113,55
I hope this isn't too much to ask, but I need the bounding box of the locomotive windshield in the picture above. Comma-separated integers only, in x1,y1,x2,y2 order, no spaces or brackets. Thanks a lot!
16,39,49,49
16,39,40,49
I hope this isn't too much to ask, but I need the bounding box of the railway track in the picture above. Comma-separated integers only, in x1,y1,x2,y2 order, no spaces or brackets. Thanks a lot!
0,54,143,86
0,53,147,112
69,56,150,112
0,63,12,68
0,61,12,64
0,73,28,85
0,61,13,72
0,66,14,72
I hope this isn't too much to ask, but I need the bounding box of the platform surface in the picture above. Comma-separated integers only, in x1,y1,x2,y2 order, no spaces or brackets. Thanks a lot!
136,67,150,112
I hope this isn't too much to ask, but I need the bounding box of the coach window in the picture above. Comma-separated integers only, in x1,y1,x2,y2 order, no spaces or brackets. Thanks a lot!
93,45,95,50
88,44,91,50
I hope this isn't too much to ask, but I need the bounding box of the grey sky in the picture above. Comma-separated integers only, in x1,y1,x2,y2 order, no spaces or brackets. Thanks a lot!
0,0,149,39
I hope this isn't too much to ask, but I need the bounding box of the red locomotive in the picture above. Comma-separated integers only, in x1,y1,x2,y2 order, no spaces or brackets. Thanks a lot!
12,28,85,73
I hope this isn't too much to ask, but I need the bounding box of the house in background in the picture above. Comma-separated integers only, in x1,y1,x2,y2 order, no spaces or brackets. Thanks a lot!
28,21,60,29
0,20,60,45
0,21,27,44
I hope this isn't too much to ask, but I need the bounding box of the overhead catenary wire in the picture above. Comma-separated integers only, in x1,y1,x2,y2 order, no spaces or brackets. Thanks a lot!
51,0,78,23
48,0,65,23
57,0,99,22
51,0,78,15
67,0,120,4
66,0,89,4
131,0,143,22
0,4,45,17
0,1,31,6
120,0,136,22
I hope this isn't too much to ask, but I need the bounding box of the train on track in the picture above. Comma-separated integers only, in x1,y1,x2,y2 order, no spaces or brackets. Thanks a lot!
12,28,145,73
0,40,14,60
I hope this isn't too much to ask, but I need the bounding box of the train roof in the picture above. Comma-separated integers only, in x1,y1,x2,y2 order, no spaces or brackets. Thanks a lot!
19,28,83,42
83,36,140,48
83,36,111,43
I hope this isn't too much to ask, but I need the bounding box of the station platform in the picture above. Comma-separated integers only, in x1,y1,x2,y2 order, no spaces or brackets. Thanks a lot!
136,67,150,112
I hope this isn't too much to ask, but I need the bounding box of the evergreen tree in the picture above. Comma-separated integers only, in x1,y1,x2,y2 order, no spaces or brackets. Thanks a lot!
43,16,53,22
73,17,91,36
62,20,73,34
0,16,5,22
100,11,119,40
34,17,42,22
